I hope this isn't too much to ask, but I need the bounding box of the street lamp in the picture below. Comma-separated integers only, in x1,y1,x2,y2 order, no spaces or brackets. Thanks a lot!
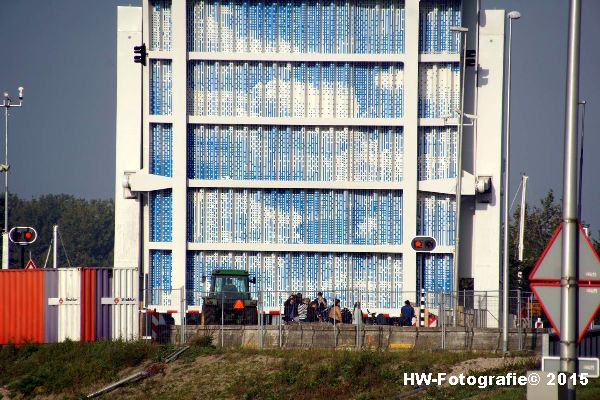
502,10,521,353
450,25,468,326
1,87,24,270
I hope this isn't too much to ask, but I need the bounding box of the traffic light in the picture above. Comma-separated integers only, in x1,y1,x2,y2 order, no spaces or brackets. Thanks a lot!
8,227,38,245
466,49,477,67
133,44,147,66
411,236,436,252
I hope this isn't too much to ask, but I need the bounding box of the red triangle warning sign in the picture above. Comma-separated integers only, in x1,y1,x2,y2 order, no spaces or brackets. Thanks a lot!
530,283,600,342
529,225,563,281
529,223,600,282
24,259,38,270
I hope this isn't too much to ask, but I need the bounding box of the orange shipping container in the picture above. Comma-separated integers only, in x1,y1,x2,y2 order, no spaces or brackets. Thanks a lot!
0,270,45,344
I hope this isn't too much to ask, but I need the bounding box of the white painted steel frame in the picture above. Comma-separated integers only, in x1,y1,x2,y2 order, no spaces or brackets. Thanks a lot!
113,1,504,325
140,0,457,305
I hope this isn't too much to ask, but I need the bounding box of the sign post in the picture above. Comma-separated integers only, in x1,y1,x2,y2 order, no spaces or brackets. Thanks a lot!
560,0,583,398
529,222,600,399
529,224,600,342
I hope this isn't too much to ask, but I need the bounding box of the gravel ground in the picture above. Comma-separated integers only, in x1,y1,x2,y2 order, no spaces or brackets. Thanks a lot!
446,355,539,380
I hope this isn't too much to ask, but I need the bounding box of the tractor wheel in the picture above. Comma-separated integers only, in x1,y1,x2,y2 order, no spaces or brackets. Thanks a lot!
202,305,218,325
244,306,258,325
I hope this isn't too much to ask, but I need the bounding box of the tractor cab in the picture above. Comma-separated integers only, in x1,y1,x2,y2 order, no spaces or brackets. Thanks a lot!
210,272,252,300
202,269,258,325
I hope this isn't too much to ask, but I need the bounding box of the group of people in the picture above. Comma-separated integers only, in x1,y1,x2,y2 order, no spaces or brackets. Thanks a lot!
283,292,343,323
283,293,418,327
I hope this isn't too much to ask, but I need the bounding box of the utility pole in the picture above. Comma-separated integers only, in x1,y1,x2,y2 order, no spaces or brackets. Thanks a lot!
53,225,58,268
449,25,468,328
560,0,581,398
1,87,24,270
502,10,521,353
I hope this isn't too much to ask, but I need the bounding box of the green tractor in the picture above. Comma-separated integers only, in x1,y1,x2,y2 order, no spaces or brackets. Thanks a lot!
201,269,258,325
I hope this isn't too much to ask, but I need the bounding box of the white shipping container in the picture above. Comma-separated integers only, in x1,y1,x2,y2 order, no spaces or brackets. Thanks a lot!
112,268,140,341
57,268,81,342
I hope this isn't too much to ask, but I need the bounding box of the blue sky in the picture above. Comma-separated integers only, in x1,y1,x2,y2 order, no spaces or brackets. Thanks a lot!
0,0,599,233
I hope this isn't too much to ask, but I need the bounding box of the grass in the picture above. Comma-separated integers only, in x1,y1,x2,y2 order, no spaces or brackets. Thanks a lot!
1,340,599,400
0,340,160,398
113,348,511,400
422,365,533,400
420,364,600,400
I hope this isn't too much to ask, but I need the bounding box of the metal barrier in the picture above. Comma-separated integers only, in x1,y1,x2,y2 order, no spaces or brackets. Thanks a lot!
142,288,542,350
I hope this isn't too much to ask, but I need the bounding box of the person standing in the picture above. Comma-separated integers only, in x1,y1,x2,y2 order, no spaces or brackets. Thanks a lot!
297,298,309,322
352,302,362,326
307,300,319,322
400,300,415,327
284,295,298,323
328,299,342,324
315,292,327,322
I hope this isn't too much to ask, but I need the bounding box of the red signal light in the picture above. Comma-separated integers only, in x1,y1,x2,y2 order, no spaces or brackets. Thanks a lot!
8,227,38,245
411,236,437,252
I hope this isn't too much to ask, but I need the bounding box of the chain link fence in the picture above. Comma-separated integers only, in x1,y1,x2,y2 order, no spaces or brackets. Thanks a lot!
140,288,544,350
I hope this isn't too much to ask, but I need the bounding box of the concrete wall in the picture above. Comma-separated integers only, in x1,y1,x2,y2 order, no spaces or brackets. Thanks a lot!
114,6,142,270
175,325,543,352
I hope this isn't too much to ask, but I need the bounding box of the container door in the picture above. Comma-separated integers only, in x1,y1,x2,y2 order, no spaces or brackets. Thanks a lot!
80,268,96,341
112,267,139,340
44,269,59,343
58,268,81,341
0,270,44,344
95,268,113,340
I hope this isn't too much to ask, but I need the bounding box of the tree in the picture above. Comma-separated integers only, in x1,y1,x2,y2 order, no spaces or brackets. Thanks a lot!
0,194,114,268
592,232,600,256
508,190,562,291
509,189,600,292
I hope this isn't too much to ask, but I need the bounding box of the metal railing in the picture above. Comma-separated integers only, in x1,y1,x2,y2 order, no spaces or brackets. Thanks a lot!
141,288,544,350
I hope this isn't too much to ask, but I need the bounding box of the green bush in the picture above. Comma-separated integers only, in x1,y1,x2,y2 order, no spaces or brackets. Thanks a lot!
190,335,214,348
0,340,159,396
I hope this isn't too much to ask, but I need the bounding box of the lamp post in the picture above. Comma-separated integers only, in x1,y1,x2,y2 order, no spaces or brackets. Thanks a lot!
577,100,586,221
450,25,468,325
502,11,520,353
560,0,582,395
0,87,24,270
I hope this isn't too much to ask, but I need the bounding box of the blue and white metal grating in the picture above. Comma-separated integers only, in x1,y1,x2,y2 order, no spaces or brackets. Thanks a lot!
150,124,173,177
418,63,460,118
150,0,173,51
187,125,403,181
417,126,457,180
150,190,173,242
188,188,402,245
416,253,453,298
186,0,406,54
186,251,403,309
145,0,465,309
416,192,456,246
418,0,461,54
150,250,173,305
150,60,173,115
187,61,404,118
